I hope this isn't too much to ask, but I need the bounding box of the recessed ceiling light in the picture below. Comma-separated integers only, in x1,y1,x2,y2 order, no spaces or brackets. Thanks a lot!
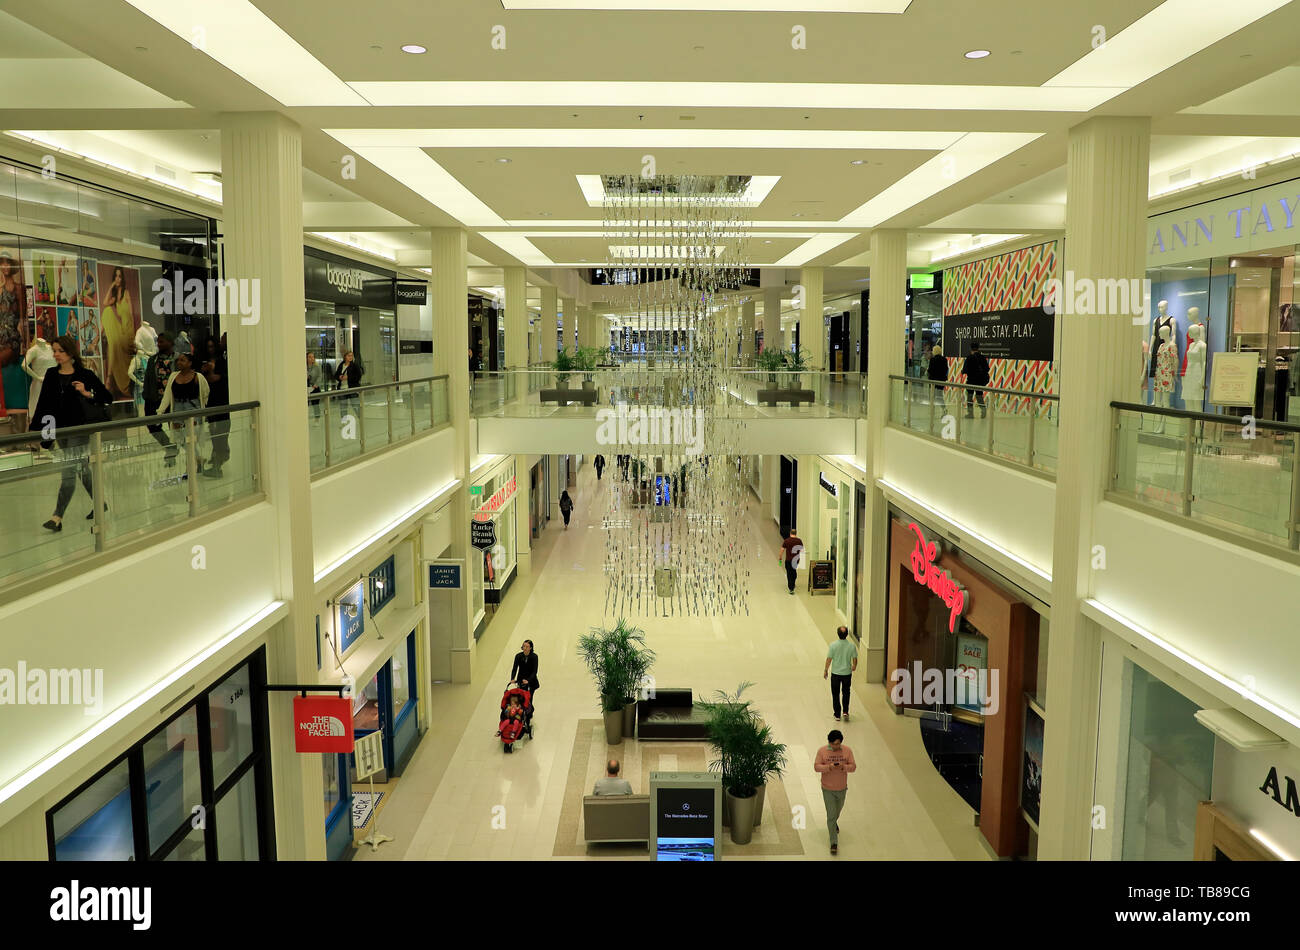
134,46,148,52
965,49,991,59
496,157,511,163
539,211,552,217
1009,49,1022,56
764,240,773,244
370,44,383,51
791,212,803,217
401,44,427,54
850,159,866,166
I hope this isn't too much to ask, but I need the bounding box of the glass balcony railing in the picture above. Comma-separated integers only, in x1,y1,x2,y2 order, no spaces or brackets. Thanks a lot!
308,376,449,475
0,402,261,588
887,375,1060,475
471,368,865,418
1109,401,1300,553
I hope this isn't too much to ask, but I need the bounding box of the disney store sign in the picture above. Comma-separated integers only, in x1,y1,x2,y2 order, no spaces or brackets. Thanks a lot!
907,522,968,634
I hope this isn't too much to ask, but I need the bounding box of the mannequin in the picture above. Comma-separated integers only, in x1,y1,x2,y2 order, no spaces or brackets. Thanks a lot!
22,337,56,416
134,320,158,356
1149,300,1174,378
1183,323,1206,412
1180,306,1202,376
1153,325,1177,433
1141,337,1150,400
175,330,192,357
127,345,149,417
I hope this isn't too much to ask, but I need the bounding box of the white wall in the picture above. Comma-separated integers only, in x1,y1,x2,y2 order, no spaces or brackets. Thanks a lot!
1092,502,1300,733
878,427,1055,576
0,504,279,792
397,300,434,380
312,427,457,575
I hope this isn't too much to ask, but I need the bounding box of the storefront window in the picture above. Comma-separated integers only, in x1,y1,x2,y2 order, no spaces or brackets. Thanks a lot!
1121,662,1215,860
208,664,255,789
215,770,261,861
50,761,135,861
392,643,411,720
143,707,204,853
323,752,342,825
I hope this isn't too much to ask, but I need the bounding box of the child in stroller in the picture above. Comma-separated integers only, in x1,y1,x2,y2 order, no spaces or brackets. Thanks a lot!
497,683,534,752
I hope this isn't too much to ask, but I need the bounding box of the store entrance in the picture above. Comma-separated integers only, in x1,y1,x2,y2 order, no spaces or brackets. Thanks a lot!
1225,250,1296,422
779,455,797,532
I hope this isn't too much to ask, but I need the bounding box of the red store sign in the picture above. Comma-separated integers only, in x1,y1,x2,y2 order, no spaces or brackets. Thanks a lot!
293,696,355,753
907,522,968,634
475,474,517,516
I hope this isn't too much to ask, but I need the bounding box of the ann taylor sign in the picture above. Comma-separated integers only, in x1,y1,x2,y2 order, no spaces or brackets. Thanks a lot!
1147,179,1300,268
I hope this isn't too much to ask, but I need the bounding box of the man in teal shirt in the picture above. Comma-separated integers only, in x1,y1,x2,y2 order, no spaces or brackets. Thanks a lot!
823,626,858,721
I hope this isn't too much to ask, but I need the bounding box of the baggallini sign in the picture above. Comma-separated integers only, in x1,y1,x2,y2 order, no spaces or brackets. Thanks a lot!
907,522,967,634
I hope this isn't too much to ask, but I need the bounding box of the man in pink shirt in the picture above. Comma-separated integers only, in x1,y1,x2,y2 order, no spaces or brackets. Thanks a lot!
813,729,857,855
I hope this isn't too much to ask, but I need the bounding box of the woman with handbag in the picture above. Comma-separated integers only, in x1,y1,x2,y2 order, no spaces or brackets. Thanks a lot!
28,334,112,532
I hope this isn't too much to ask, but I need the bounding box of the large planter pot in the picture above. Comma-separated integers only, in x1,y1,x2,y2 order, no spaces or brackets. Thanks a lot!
726,789,758,844
785,374,802,390
582,378,596,392
754,783,766,827
765,377,779,391
622,700,637,738
556,376,569,390
603,709,624,745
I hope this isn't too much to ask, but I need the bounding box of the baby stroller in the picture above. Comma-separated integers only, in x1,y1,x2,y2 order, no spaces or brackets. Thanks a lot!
498,682,534,753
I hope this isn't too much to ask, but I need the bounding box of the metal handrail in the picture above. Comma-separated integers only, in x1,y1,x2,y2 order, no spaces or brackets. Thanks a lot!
889,373,1060,402
0,400,260,448
308,373,449,400
1110,400,1300,434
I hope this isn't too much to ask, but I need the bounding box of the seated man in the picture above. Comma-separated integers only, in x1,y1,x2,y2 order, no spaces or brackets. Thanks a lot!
592,758,634,795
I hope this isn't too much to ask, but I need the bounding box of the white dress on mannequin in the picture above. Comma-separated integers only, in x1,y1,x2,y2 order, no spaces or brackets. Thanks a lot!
1153,326,1176,433
1183,324,1206,412
23,339,56,414
134,321,158,356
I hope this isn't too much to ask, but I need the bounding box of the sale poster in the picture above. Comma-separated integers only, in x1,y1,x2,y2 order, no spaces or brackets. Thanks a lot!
97,263,141,399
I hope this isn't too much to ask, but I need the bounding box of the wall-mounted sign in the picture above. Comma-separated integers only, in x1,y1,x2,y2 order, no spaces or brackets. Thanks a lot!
471,518,498,551
942,307,1054,362
336,584,365,653
475,474,518,514
293,695,354,753
399,339,432,355
394,280,428,305
906,522,967,633
909,272,935,290
428,562,462,589
818,473,838,496
303,248,397,307
1147,178,1300,268
1211,737,1300,859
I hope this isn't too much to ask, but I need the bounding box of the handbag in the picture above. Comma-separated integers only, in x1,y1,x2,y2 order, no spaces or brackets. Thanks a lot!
81,393,111,424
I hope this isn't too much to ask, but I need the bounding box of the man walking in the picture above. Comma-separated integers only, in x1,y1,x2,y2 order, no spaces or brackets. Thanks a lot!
823,626,858,721
779,527,804,596
594,454,605,480
963,342,990,418
813,730,857,855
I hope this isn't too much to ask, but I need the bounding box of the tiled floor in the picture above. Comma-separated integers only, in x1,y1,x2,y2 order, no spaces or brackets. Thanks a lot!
356,461,990,862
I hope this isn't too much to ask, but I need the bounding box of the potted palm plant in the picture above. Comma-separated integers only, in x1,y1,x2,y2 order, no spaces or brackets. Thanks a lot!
756,348,784,390
783,347,808,390
575,346,600,391
576,619,656,745
552,346,575,390
701,683,787,841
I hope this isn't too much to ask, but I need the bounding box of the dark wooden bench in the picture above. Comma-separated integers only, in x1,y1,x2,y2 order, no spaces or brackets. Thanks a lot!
757,388,815,406
539,388,598,406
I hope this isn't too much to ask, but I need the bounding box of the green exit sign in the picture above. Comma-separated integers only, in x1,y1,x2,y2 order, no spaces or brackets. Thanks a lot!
469,486,483,495
909,272,935,290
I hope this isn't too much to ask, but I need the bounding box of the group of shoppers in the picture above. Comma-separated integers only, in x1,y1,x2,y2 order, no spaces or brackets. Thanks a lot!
926,342,990,418
31,332,233,531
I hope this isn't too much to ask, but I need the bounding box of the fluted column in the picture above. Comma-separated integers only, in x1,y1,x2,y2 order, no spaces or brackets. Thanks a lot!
741,299,757,361
504,266,526,369
540,286,558,365
862,230,907,681
799,266,825,370
430,228,474,683
220,112,318,859
1040,116,1151,859
762,287,782,352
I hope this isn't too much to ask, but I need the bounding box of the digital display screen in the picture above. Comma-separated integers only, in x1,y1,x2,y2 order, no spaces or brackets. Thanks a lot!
656,788,715,861
654,475,671,506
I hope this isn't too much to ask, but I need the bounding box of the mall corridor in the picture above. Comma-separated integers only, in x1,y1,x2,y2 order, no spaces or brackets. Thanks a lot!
356,462,988,861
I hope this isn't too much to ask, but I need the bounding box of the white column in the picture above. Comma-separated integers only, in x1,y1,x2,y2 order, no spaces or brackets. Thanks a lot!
1040,116,1151,860
559,297,574,354
862,230,907,680
430,228,475,684
741,299,757,361
220,112,320,859
504,267,526,369
799,266,825,370
763,287,782,351
514,454,532,576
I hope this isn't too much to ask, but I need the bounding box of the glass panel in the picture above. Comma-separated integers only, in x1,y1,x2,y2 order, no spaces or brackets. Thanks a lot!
143,706,203,852
326,392,362,466
1121,662,1214,860
989,391,1030,464
208,664,254,789
160,826,206,861
0,162,16,219
361,388,391,452
0,431,99,580
100,422,192,545
323,752,341,823
78,185,131,242
390,384,413,443
215,769,260,861
51,761,135,861
1112,407,1186,514
14,165,79,231
308,394,326,471
194,409,256,510
432,377,449,427
1032,401,1060,472
411,379,432,432
391,642,411,720
1190,418,1294,542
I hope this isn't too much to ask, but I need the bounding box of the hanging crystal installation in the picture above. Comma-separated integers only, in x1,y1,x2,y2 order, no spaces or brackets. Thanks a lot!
600,175,754,616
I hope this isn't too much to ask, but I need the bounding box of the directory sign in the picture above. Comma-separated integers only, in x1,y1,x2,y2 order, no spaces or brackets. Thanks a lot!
650,771,722,862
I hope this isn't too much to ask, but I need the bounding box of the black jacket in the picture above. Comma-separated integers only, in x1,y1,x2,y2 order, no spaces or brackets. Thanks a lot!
559,494,573,513
963,352,990,387
511,651,539,691
335,361,363,388
927,354,948,383
29,366,112,437
143,350,174,407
